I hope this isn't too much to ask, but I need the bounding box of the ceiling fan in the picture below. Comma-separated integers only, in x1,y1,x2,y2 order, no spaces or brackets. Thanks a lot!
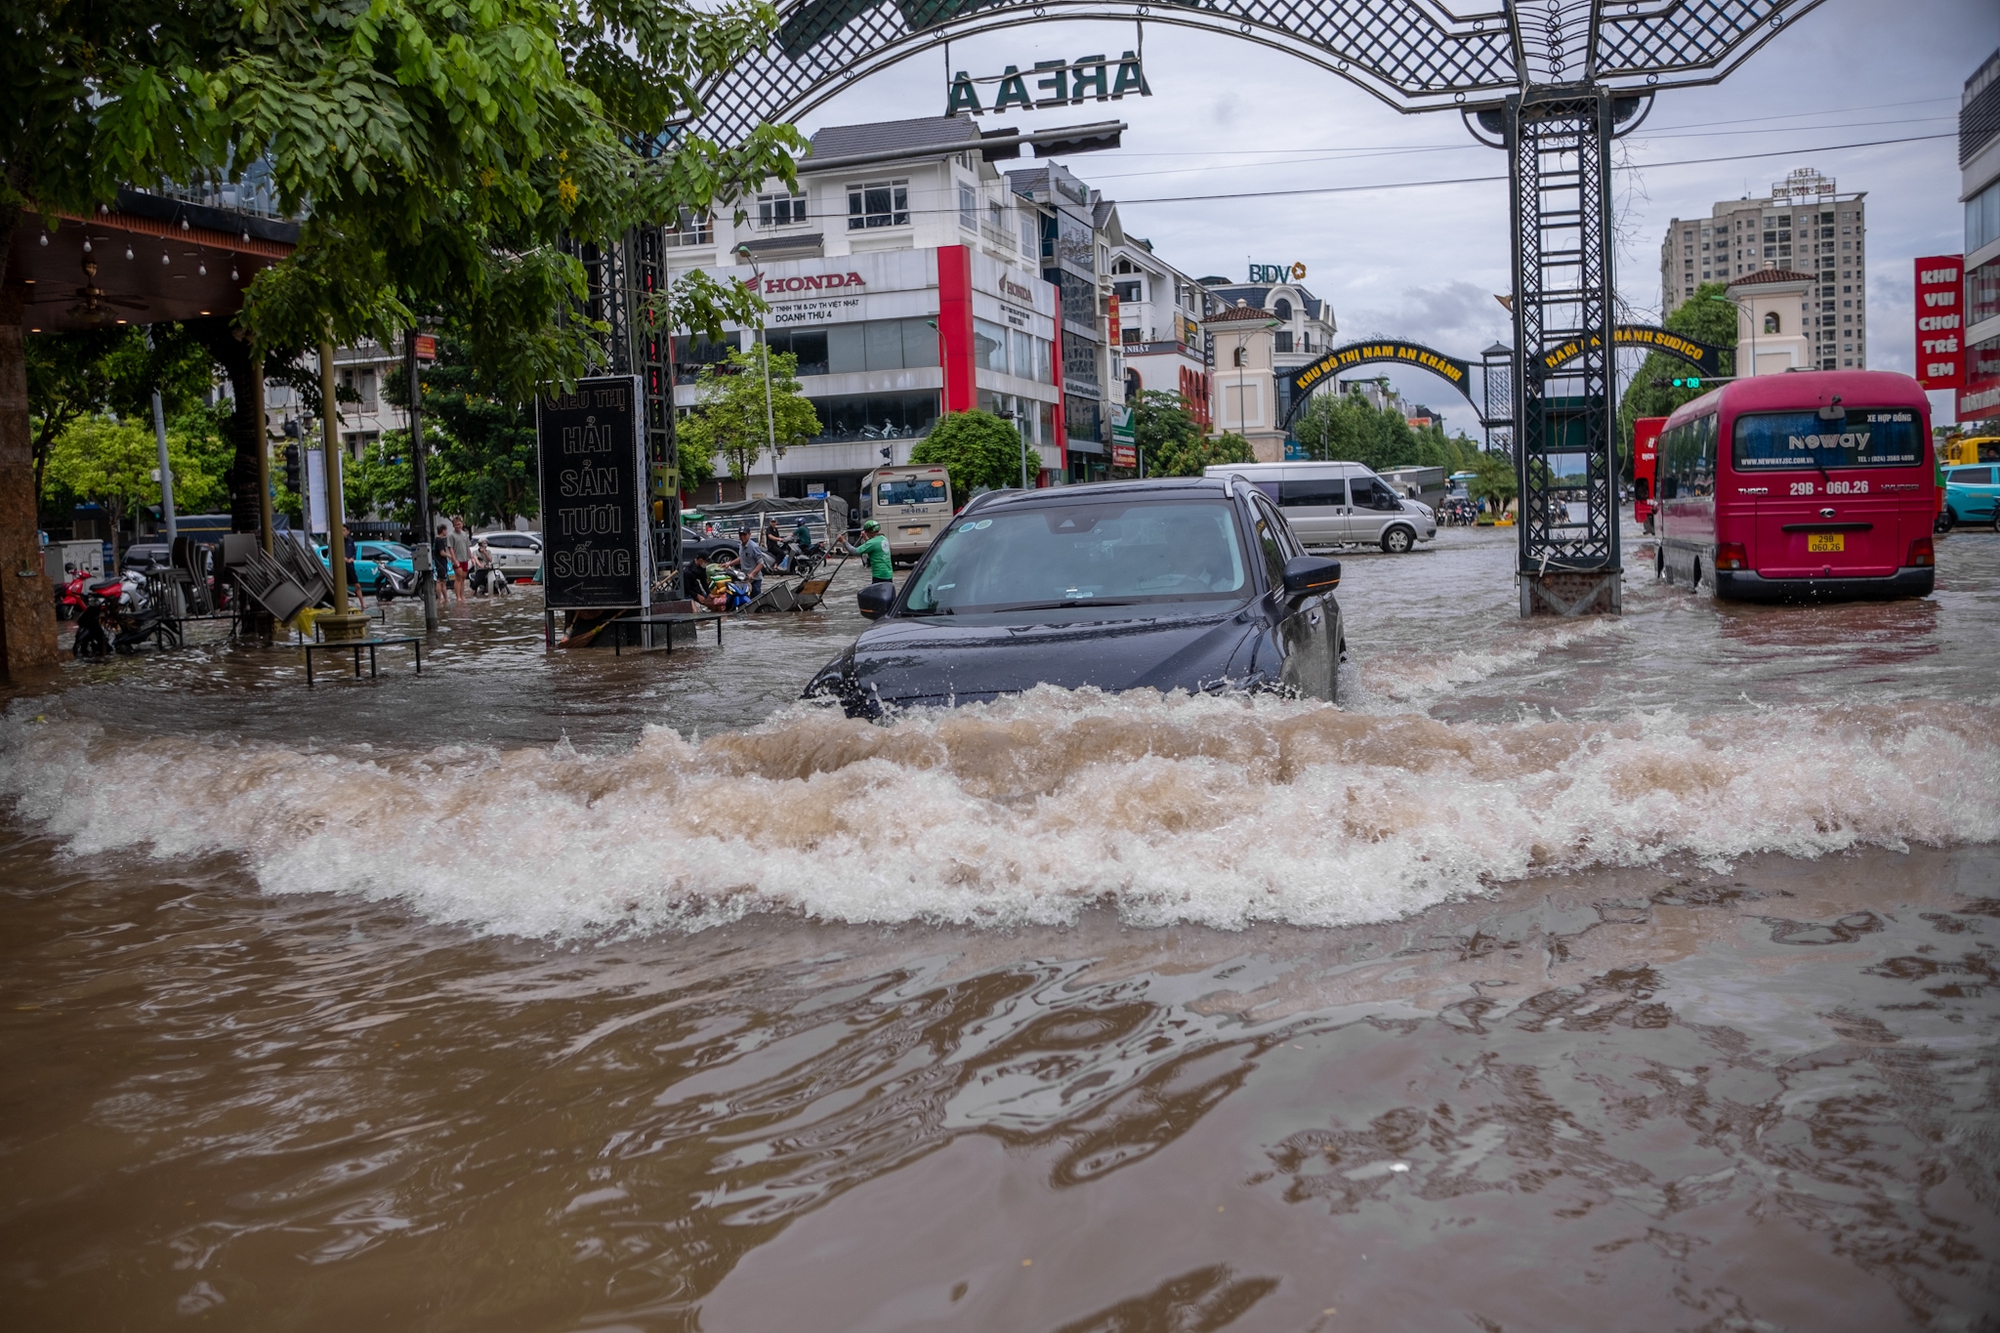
66,258,147,323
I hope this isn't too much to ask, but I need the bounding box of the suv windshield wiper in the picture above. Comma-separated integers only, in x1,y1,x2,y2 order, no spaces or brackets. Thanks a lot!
990,599,1141,612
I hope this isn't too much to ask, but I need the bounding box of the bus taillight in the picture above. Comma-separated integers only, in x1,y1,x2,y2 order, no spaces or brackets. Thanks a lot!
1907,536,1935,568
1715,542,1748,571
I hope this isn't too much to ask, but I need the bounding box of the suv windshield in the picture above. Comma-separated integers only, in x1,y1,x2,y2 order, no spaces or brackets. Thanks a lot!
903,499,1250,614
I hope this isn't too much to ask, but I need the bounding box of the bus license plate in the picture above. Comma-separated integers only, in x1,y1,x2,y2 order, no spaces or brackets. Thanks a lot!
903,527,926,537
1808,533,1844,553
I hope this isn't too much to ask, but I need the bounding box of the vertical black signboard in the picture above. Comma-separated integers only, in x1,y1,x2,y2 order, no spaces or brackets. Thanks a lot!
536,375,650,610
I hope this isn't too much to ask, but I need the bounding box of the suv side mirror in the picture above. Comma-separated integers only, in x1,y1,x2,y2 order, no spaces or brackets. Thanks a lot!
1281,554,1341,598
857,581,896,619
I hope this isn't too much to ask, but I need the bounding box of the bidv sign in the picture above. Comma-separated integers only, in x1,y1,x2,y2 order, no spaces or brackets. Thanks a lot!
1249,262,1307,284
536,375,651,610
946,52,1150,116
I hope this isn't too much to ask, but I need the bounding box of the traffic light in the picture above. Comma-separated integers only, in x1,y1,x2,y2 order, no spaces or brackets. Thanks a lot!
282,444,300,492
1671,376,1702,389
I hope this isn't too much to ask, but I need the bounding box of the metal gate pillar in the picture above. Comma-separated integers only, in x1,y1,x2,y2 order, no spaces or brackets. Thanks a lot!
1506,85,1622,617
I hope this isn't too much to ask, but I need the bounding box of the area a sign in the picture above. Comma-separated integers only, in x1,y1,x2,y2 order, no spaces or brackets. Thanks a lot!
947,52,1150,116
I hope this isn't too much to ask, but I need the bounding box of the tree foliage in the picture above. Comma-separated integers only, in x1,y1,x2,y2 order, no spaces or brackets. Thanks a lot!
41,413,228,555
26,326,216,506
908,411,1040,496
1292,385,1480,475
1147,431,1255,478
676,345,819,488
1467,449,1517,511
1616,282,1740,472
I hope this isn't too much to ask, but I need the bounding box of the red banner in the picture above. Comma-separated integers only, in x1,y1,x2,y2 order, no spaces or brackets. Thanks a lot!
1914,255,1964,389
1111,443,1137,468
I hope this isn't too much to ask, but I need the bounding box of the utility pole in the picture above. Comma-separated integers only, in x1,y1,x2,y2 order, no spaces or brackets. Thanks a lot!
405,329,438,630
318,341,367,639
150,389,175,545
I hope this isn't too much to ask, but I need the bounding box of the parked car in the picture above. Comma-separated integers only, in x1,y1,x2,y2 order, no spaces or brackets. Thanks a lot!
315,541,416,591
1203,461,1437,553
475,530,543,578
1941,464,2000,530
120,543,173,572
804,477,1343,718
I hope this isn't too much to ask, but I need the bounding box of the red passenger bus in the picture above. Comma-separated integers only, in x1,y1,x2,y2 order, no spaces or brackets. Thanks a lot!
1632,415,1663,531
1655,371,1935,601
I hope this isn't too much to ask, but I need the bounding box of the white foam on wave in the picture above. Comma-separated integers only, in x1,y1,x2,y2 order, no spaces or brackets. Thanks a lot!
1350,615,1627,709
3,688,1996,937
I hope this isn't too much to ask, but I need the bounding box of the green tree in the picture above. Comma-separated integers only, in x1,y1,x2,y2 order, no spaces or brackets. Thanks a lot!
1147,431,1255,478
383,336,541,526
676,345,820,488
1616,282,1739,474
42,414,223,560
3,0,799,669
1129,389,1202,458
1293,386,1426,472
1467,449,1517,514
26,325,216,516
909,410,1040,495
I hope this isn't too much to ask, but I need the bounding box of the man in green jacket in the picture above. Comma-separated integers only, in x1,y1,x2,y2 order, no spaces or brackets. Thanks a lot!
849,519,893,583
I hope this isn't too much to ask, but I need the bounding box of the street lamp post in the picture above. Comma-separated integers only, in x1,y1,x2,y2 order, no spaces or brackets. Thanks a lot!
732,244,780,499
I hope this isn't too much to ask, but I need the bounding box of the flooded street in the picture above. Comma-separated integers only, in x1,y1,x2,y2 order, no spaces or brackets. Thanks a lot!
3,523,1997,1330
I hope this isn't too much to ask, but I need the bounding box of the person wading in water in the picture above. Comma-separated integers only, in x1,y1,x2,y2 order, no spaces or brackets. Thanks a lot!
848,519,893,584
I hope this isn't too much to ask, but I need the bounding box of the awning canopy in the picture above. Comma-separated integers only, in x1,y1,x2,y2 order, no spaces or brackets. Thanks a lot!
10,188,297,333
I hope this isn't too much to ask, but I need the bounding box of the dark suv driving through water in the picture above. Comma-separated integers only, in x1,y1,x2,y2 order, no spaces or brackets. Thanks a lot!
803,477,1344,718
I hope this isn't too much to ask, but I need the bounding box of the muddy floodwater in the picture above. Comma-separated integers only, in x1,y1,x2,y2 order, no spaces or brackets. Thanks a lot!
2,524,1997,1331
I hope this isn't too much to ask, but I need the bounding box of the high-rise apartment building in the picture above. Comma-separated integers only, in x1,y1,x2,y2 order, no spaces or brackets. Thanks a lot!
1658,167,1868,371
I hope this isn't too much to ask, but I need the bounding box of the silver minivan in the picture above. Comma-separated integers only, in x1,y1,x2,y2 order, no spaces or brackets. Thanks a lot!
1204,461,1437,553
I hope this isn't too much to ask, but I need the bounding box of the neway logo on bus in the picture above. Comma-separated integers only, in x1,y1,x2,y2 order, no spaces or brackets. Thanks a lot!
1788,432,1870,451
946,52,1150,115
745,272,867,294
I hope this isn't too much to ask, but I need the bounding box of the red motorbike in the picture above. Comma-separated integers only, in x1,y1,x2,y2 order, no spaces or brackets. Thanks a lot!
55,566,94,621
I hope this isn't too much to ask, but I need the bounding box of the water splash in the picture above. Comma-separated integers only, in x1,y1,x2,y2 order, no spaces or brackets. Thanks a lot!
4,688,1996,938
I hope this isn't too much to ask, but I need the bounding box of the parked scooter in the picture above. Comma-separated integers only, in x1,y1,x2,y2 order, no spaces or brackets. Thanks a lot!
55,566,93,621
369,556,421,602
72,573,178,657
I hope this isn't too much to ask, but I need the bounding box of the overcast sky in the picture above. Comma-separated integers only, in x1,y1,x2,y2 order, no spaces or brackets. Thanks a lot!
794,0,1996,435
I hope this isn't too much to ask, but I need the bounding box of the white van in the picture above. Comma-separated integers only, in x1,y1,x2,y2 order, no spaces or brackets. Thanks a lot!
1205,461,1437,553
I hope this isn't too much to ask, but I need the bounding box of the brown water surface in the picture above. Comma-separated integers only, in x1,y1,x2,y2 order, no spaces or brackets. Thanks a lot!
2,526,1997,1329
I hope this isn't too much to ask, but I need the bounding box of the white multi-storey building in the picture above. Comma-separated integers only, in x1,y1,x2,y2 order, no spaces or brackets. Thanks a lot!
1659,167,1867,370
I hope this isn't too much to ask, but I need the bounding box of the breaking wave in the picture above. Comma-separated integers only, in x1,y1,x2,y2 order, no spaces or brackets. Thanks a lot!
3,688,1997,937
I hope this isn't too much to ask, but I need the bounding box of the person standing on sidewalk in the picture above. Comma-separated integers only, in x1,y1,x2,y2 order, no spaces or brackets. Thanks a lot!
431,521,455,607
448,517,471,605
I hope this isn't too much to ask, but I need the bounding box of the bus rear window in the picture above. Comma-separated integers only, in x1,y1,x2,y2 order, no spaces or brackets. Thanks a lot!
1732,409,1924,470
878,478,947,507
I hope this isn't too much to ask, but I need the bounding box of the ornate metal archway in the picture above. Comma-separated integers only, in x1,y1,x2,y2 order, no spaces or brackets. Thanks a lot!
646,0,1827,615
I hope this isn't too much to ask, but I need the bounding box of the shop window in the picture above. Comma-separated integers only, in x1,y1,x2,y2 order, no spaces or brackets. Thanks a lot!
806,391,939,443
1113,280,1142,304
973,318,1008,373
757,193,807,228
1009,328,1035,378
847,180,909,229
666,209,712,247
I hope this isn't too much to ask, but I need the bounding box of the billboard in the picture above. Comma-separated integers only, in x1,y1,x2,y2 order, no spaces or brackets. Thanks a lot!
1914,256,1964,390
536,375,650,610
